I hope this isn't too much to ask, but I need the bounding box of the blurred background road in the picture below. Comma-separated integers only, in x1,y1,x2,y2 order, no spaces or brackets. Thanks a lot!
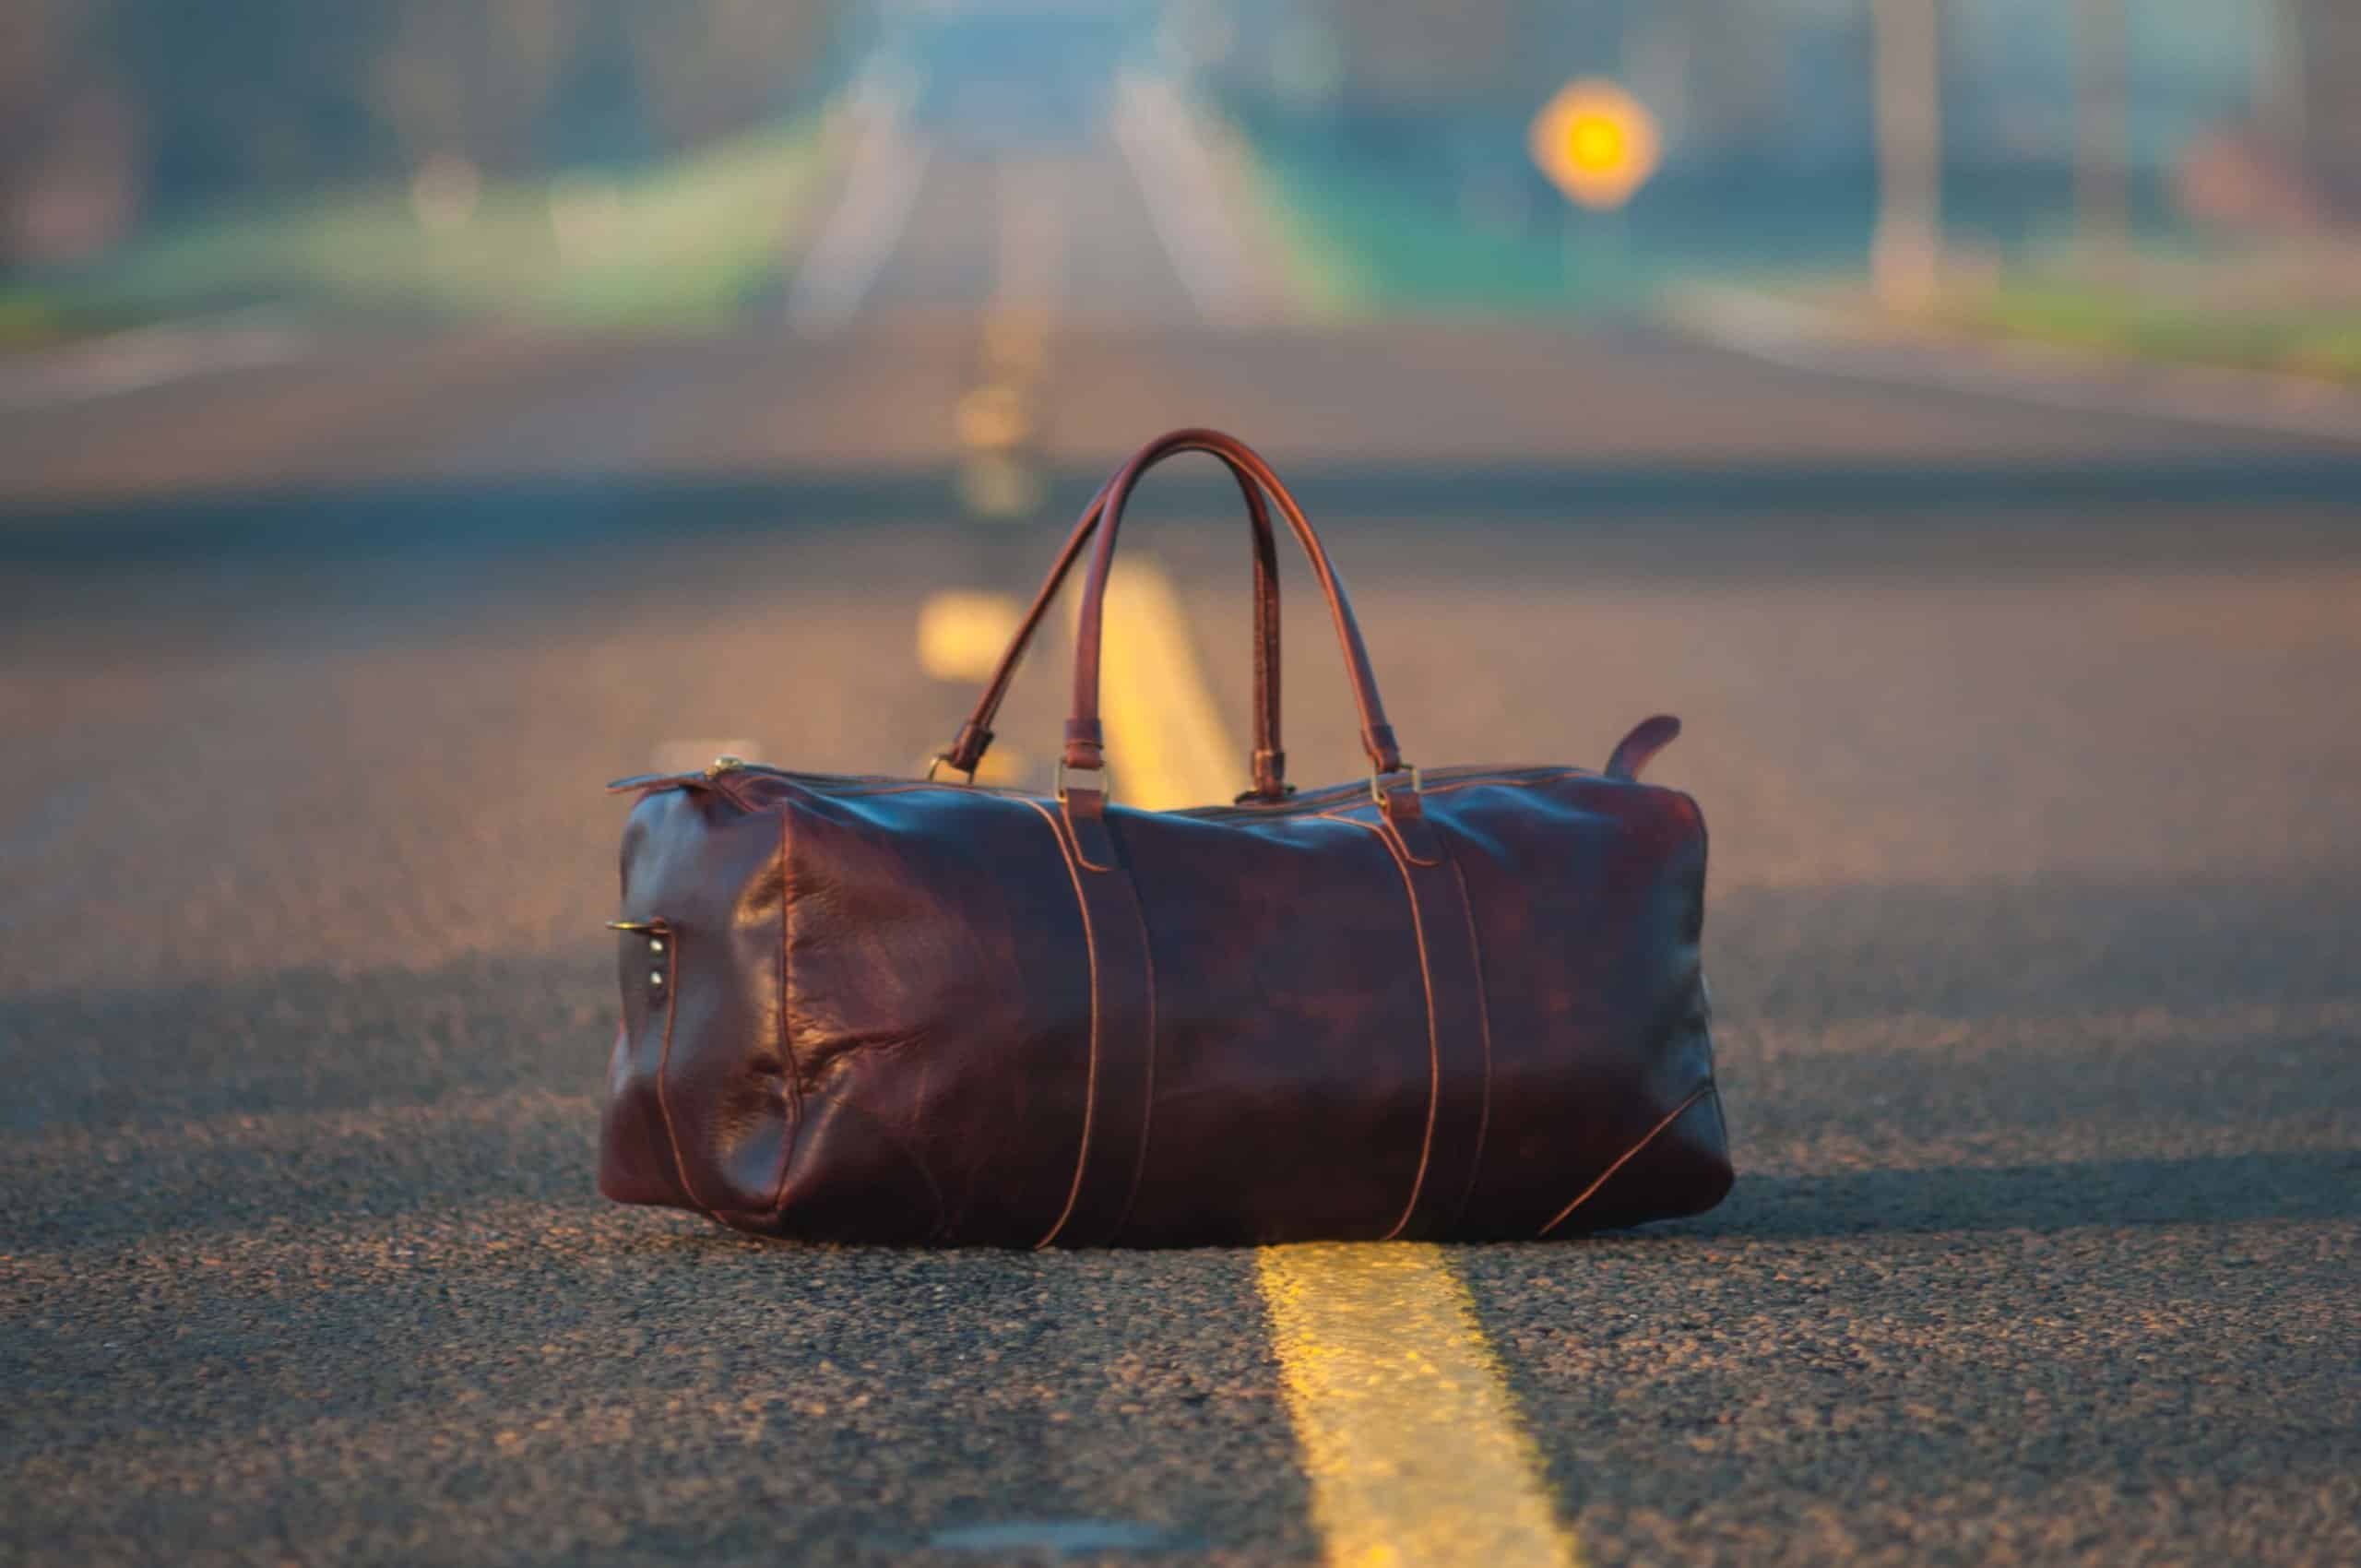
4,3,2357,1565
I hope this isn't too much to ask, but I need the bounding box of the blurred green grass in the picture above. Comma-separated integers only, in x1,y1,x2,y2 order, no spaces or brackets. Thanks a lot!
1923,274,2361,382
8,110,838,337
1222,124,1633,319
1219,114,1884,322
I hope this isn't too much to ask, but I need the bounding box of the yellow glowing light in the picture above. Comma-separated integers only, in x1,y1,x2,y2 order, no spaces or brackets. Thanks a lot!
1568,118,1628,174
916,590,1024,681
1529,80,1660,210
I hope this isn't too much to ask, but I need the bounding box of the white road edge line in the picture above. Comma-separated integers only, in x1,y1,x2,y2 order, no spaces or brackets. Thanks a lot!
784,70,931,336
1668,286,2361,445
0,317,314,412
1109,70,1266,328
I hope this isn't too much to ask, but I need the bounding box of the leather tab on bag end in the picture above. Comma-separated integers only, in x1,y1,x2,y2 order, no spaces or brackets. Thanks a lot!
1607,714,1682,781
943,722,992,773
1379,790,1445,867
1250,747,1287,799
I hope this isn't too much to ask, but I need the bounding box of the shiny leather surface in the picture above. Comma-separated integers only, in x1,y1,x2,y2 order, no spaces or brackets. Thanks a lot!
599,429,1732,1246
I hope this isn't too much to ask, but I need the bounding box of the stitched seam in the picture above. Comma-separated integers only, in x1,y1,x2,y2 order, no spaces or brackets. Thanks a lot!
765,808,805,1218
1442,853,1494,1231
1536,1081,1718,1237
1329,814,1443,1242
649,936,710,1214
1020,796,1101,1249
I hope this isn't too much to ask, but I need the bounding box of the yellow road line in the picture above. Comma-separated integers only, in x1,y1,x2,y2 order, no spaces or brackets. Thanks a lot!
1089,561,1247,808
1098,562,1580,1568
1260,1247,1582,1568
916,589,1025,682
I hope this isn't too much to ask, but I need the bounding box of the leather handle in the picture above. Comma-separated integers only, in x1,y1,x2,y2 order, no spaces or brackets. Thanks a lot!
1066,429,1403,783
942,452,1291,800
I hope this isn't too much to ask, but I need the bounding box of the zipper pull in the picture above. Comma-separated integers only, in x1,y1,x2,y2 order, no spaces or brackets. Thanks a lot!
706,754,749,778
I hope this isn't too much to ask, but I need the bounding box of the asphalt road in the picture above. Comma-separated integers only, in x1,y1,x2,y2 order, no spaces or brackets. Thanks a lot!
5,117,2361,1567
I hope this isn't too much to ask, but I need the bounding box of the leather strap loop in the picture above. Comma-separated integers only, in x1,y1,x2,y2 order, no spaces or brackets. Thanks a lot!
1322,808,1490,1241
1067,429,1406,779
1032,796,1157,1247
1382,846,1491,1241
942,453,1290,800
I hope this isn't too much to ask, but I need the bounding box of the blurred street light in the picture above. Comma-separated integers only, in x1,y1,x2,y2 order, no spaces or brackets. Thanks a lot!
1527,79,1661,213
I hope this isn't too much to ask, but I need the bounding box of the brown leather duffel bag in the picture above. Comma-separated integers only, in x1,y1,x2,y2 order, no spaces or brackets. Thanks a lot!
599,428,1731,1246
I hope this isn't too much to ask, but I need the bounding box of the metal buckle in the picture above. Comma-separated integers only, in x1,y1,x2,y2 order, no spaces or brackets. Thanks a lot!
923,754,977,784
1054,759,1112,802
1369,765,1423,806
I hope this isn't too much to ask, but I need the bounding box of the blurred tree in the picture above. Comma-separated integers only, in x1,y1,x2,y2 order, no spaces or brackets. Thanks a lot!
102,2,399,208
627,0,833,149
1,0,145,268
1,0,845,257
375,0,570,176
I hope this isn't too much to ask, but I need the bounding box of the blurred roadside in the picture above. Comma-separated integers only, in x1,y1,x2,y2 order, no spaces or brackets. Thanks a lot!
4,1,2359,386
0,2,850,342
1191,0,2361,387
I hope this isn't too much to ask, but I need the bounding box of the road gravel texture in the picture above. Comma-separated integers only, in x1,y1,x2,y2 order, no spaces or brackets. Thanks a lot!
4,313,2357,1565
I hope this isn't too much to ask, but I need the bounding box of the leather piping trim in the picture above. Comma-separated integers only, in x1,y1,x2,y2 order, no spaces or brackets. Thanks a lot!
647,930,710,1215
1442,854,1495,1231
1323,814,1447,1242
765,809,805,1218
1104,878,1157,1244
1309,770,1587,843
1018,795,1104,1250
1535,1081,1720,1237
1313,806,1442,867
1025,794,1157,1245
668,767,1587,811
1377,770,1581,800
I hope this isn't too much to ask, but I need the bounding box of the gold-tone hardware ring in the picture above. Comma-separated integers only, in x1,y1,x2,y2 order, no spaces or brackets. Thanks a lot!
923,754,977,784
1054,759,1113,803
1369,765,1423,806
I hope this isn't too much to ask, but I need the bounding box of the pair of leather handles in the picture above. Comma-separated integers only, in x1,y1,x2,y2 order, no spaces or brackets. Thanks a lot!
935,428,1406,806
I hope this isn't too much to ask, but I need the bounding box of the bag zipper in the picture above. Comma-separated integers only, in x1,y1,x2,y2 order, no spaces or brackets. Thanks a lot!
609,754,1584,817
